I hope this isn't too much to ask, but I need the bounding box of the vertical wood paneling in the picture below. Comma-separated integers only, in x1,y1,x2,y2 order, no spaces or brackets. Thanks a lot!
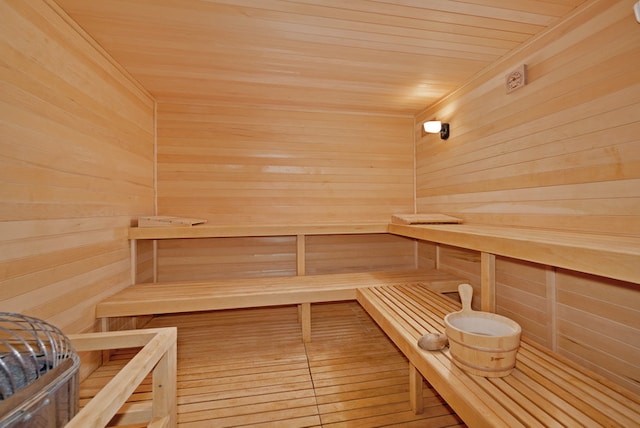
415,0,640,394
0,0,154,334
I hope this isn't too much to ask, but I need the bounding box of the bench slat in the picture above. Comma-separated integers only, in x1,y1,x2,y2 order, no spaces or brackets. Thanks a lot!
516,344,638,426
357,286,522,426
357,283,640,428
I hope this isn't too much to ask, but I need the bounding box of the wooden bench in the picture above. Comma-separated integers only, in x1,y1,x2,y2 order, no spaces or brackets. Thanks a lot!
127,222,391,283
388,223,640,314
97,269,464,342
357,283,640,427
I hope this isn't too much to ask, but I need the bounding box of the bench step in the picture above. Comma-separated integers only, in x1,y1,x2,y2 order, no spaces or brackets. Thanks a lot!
97,270,462,318
357,284,640,427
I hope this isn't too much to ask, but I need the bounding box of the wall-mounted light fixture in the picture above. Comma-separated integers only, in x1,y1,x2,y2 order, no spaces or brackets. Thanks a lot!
423,121,450,140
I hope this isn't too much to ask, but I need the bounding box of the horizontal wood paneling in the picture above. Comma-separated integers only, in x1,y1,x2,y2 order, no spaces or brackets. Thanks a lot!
156,102,414,225
154,103,415,278
305,234,416,275
0,0,154,334
157,236,297,281
416,0,640,236
417,240,436,270
435,245,480,295
414,0,640,394
556,270,640,394
56,0,586,114
431,246,640,394
495,257,551,347
157,234,417,282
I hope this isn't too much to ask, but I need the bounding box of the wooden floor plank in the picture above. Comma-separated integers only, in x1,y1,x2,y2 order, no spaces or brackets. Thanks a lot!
80,302,464,427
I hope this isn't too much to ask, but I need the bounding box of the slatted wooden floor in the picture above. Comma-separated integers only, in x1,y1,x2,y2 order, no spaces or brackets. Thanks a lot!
80,302,464,427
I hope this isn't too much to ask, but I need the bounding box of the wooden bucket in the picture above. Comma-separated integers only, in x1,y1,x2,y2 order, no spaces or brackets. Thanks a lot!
444,284,521,377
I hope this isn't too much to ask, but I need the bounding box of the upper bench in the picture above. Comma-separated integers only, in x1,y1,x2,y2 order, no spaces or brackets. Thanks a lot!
127,222,391,281
128,222,389,239
127,222,640,285
387,223,640,285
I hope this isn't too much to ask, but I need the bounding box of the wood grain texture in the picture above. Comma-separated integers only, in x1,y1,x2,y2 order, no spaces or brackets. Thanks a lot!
3,0,637,403
139,230,412,282
412,0,640,396
0,0,155,334
391,223,640,284
157,236,298,281
96,269,463,318
68,328,177,428
156,103,415,225
305,233,416,275
55,0,587,114
153,103,416,278
358,283,640,427
425,244,640,395
415,0,640,237
555,269,640,394
80,303,463,427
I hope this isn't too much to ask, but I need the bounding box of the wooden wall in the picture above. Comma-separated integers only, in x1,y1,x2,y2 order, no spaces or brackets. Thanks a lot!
415,0,640,235
2,0,636,395
154,103,416,280
0,0,155,335
156,233,416,282
415,0,640,394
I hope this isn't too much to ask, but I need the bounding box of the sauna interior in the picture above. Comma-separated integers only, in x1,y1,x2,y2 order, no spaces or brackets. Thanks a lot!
1,0,639,426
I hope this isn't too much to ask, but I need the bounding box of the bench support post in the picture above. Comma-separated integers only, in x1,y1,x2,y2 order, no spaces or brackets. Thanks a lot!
296,234,306,276
130,239,137,284
300,302,311,343
481,252,496,312
409,363,424,414
152,335,177,427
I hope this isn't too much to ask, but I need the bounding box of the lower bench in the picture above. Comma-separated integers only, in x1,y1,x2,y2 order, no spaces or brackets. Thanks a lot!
97,269,463,342
357,283,640,427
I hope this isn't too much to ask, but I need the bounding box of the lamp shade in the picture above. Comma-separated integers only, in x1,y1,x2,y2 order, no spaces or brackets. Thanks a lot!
423,121,442,133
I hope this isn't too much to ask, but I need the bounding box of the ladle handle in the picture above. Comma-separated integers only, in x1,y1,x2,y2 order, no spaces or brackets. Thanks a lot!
458,283,474,312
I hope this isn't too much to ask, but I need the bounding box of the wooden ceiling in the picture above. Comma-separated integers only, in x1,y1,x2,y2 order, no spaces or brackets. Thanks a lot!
56,0,588,115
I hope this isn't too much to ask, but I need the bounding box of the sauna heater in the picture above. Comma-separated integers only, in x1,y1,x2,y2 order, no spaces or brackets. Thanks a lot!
0,313,79,427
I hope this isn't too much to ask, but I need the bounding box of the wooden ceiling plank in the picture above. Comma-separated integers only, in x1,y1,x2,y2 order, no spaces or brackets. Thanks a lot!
55,0,590,114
